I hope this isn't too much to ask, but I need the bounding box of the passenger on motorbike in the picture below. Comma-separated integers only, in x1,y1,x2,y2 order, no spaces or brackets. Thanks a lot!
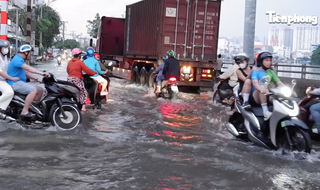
235,53,252,109
153,56,168,93
251,52,285,121
7,44,49,118
306,87,320,134
0,40,19,119
218,58,239,103
162,50,179,85
67,48,97,112
84,49,109,97
94,52,111,93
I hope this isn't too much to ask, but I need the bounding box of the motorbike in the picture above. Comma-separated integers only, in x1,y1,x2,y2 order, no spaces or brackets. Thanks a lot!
83,74,107,109
227,81,312,153
299,86,320,137
154,76,179,99
213,79,239,109
57,55,62,66
4,73,82,130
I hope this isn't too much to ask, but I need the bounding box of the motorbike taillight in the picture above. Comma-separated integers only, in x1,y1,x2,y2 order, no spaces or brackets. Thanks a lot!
169,77,177,82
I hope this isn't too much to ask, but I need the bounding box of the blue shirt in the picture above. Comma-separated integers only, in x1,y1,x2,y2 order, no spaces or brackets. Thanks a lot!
155,62,165,81
7,54,27,85
83,57,104,78
251,69,280,92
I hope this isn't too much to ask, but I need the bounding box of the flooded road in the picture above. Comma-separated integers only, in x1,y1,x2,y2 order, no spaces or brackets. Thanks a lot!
0,61,320,190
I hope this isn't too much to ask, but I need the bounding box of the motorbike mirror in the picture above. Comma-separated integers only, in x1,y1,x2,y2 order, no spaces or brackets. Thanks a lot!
291,79,297,85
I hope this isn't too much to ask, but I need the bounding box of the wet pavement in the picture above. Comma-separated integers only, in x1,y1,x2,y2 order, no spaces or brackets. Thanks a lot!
0,61,320,190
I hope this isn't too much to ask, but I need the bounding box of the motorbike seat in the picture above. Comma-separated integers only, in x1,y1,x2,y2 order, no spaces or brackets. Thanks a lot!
14,92,27,99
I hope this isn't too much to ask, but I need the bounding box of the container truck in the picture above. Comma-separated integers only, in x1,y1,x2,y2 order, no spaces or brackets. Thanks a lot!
96,0,222,88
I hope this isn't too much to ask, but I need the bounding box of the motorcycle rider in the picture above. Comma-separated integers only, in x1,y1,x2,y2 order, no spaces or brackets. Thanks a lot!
0,40,19,121
94,52,111,93
251,52,285,121
218,57,239,103
306,88,320,134
67,48,97,112
235,53,252,109
162,50,179,85
216,54,223,74
153,56,168,93
84,48,109,97
7,44,49,118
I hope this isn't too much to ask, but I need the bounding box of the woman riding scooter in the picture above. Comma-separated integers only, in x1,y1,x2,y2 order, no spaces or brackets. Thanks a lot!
0,40,19,121
84,49,109,99
67,48,97,112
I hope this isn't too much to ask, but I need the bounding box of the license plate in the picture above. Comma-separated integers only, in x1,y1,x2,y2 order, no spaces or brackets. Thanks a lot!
171,85,179,92
185,74,189,79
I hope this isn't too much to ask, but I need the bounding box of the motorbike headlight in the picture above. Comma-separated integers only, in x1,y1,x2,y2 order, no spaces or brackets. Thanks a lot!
281,86,292,97
57,57,61,61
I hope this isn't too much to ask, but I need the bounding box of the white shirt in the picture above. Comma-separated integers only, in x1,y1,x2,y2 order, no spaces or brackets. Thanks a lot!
219,64,239,87
0,55,8,81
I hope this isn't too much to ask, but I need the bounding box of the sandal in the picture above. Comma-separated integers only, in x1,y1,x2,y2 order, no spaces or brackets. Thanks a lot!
20,112,35,118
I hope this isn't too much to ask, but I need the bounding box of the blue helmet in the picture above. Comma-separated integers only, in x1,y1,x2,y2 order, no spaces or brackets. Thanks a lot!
86,48,94,57
163,56,168,61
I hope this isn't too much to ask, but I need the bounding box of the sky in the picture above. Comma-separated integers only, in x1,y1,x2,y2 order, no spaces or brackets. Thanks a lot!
32,0,320,39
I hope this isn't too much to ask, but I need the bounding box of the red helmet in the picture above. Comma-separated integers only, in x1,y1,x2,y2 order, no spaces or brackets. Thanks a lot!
255,53,260,62
94,53,100,60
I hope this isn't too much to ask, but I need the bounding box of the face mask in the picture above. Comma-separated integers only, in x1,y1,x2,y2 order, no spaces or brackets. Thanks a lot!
239,63,247,69
1,48,9,55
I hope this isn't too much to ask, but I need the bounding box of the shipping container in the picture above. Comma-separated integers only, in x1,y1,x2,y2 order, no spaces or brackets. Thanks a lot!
96,17,125,59
124,0,221,60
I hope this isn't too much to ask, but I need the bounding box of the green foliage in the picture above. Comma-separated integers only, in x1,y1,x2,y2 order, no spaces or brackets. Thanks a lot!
87,13,101,38
8,5,61,48
54,39,79,49
311,46,320,65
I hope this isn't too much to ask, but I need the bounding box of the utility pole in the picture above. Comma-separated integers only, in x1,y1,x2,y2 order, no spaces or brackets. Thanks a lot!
243,0,257,65
26,0,32,44
61,21,67,42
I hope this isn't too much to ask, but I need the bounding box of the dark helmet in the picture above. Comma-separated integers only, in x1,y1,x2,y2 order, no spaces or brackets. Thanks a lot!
234,52,249,64
257,52,273,67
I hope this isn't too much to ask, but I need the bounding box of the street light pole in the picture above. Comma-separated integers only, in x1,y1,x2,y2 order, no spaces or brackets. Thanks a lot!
15,8,19,54
39,6,43,49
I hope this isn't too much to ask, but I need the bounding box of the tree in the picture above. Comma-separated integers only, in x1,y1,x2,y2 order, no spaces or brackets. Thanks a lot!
8,5,61,48
54,39,79,49
311,46,320,65
87,13,101,38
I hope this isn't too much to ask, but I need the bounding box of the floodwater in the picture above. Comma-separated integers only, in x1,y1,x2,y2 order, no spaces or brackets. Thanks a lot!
0,61,319,190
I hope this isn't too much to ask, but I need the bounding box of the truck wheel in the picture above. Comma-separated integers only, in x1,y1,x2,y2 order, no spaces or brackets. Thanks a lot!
131,66,140,84
140,67,147,86
148,67,155,87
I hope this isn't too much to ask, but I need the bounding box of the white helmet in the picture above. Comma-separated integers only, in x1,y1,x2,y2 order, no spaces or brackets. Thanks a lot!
235,52,249,64
19,44,33,53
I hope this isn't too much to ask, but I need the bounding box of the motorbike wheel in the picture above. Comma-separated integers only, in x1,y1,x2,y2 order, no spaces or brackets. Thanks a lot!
288,127,312,153
50,103,82,131
213,91,220,104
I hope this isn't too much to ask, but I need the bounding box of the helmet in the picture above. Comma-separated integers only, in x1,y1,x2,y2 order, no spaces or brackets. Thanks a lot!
234,52,249,64
0,40,10,48
255,53,260,62
86,48,94,57
19,44,33,53
163,55,168,61
72,48,82,55
94,53,100,60
167,50,175,57
257,52,273,68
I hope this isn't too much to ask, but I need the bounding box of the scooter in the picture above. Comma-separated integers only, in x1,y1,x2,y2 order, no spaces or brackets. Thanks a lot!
227,81,312,153
213,79,239,109
154,76,179,99
4,73,82,130
83,75,106,109
298,86,320,137
57,55,62,66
